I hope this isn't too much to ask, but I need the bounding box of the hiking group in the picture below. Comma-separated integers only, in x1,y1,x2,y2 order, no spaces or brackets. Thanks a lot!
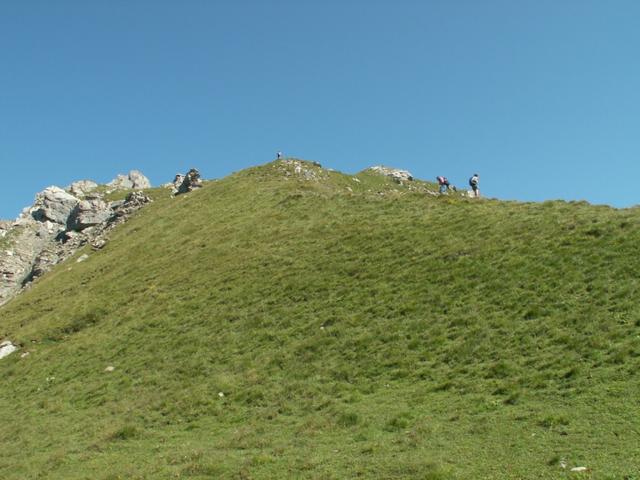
437,173,480,198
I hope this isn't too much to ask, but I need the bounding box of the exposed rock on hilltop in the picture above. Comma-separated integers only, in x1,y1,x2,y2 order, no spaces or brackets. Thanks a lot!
172,168,203,195
277,159,328,181
67,180,98,197
0,171,153,306
32,187,79,225
368,165,414,183
107,170,151,191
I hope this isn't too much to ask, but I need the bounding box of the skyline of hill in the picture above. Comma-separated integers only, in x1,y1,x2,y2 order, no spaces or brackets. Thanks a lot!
0,159,638,479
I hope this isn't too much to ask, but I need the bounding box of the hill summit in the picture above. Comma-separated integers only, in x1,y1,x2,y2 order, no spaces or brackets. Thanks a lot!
0,159,639,479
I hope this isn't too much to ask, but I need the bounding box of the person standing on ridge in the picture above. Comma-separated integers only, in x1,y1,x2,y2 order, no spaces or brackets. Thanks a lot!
436,176,450,194
469,173,480,198
276,151,283,160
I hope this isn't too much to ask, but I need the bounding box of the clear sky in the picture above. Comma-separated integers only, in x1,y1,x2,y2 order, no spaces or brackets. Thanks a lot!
2,0,640,219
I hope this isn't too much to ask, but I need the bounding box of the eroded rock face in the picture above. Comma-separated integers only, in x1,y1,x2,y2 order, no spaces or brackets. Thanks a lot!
0,223,51,302
67,180,98,197
368,166,414,183
0,171,153,307
32,187,79,225
0,221,10,238
69,198,112,231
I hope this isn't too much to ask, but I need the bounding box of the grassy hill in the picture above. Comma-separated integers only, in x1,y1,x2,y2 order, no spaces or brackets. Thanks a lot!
0,159,639,479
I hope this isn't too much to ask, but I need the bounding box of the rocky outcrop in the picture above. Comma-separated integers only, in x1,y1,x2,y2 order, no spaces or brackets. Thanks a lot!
368,166,414,183
67,180,98,197
0,172,153,307
277,159,328,182
107,170,151,191
0,223,51,302
32,187,79,225
69,197,112,231
173,169,203,195
0,221,10,238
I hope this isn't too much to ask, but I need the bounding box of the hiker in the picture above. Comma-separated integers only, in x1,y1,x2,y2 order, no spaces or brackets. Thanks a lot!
276,151,283,160
469,173,480,198
436,176,450,194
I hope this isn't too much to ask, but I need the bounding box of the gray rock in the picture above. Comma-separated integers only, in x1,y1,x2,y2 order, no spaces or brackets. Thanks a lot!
108,174,133,190
0,341,18,360
175,169,202,195
1,171,154,306
67,180,98,197
278,160,326,182
32,187,79,225
91,238,107,250
108,170,151,191
70,198,112,230
128,170,151,189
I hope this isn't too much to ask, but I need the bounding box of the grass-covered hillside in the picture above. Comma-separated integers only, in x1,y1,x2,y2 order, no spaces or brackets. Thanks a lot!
0,159,639,479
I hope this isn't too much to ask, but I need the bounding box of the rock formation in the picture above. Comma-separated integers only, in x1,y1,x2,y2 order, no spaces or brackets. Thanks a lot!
32,187,79,225
277,159,328,182
107,170,151,191
173,168,203,195
0,171,152,306
69,197,112,231
67,180,98,197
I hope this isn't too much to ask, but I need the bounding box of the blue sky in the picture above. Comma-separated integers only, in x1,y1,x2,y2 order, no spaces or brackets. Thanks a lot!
2,0,640,218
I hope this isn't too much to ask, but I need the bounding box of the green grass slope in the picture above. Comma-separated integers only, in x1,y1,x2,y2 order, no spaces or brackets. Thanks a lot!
0,160,639,479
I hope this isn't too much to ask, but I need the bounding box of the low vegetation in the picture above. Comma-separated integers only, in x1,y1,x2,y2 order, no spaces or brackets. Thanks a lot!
0,160,638,478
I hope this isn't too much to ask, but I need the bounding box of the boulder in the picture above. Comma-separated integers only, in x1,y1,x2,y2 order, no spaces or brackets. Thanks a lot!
0,341,18,360
368,166,414,183
129,170,151,189
108,170,151,191
67,180,98,197
175,169,203,194
32,187,79,225
69,198,112,230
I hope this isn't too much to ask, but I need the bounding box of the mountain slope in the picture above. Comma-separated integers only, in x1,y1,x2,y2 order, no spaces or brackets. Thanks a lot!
0,160,639,479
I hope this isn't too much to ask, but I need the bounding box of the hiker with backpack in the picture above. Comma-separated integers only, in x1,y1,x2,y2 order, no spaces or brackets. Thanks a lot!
436,176,450,194
469,174,480,198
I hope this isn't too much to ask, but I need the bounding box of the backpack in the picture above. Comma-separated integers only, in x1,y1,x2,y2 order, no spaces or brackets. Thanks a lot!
469,176,478,187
